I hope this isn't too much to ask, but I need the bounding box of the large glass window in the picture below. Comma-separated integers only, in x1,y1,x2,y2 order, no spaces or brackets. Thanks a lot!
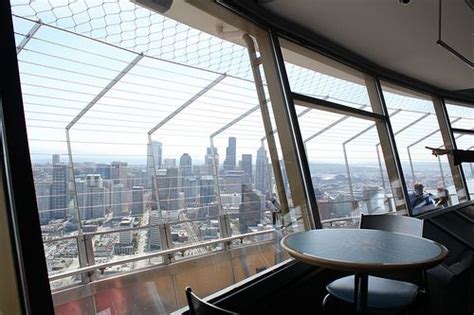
281,38,373,112
279,39,402,228
382,83,464,214
11,1,301,312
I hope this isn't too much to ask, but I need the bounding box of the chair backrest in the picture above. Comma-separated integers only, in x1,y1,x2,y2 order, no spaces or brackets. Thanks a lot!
185,287,239,315
360,213,423,237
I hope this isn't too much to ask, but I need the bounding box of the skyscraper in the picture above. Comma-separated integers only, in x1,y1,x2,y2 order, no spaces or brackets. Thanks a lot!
36,181,52,224
96,163,111,180
149,210,161,250
166,168,179,210
50,164,67,220
239,184,263,234
204,147,219,175
179,153,193,177
241,154,252,184
84,174,105,219
255,145,268,193
199,176,215,206
111,161,128,185
131,185,144,215
52,154,60,165
147,141,162,170
179,153,192,193
111,183,127,218
163,158,176,169
223,137,236,170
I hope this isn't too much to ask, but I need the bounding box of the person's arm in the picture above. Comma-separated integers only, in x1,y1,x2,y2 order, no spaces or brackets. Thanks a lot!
426,147,474,165
452,149,474,165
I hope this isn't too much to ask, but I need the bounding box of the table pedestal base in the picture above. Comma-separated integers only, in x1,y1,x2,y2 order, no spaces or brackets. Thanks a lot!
354,273,368,315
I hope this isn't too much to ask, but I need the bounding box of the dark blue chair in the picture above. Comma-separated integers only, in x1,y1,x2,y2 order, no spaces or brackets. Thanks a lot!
185,287,239,315
323,214,425,313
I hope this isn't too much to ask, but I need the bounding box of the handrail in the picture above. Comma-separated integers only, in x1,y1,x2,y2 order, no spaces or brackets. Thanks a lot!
49,229,276,281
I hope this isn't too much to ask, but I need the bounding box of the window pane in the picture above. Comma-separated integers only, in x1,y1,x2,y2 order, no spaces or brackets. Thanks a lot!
382,83,460,214
445,101,474,129
11,1,299,312
280,38,373,112
296,105,394,228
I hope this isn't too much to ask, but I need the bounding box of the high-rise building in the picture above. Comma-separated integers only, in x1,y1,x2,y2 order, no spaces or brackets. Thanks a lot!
183,176,199,207
111,161,128,185
241,154,252,184
131,185,144,215
166,168,179,211
50,164,67,220
83,174,105,220
111,183,127,218
223,137,236,170
222,170,245,194
239,185,263,234
36,181,52,224
255,145,269,193
200,176,215,206
179,153,193,177
204,147,219,175
52,154,60,165
96,163,111,180
119,217,133,245
179,153,192,192
147,141,162,170
149,210,161,250
163,158,176,169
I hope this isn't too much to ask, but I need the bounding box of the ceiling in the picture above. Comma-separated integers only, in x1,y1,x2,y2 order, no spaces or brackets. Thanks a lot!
256,0,473,92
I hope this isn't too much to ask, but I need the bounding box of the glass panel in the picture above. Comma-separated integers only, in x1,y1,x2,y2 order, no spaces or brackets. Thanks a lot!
296,105,393,228
445,101,474,129
382,83,459,214
11,1,298,311
280,38,373,112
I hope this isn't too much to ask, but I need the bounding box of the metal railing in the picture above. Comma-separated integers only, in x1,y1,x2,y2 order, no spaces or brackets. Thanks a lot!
49,228,276,281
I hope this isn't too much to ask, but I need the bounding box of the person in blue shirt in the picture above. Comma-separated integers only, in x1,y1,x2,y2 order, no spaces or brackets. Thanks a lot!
408,182,435,213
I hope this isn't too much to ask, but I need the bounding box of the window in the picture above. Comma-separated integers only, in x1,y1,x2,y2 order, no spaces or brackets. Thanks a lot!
279,38,402,228
382,83,463,214
11,0,301,311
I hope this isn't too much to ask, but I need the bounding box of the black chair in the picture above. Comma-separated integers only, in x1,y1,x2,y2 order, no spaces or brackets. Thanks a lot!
323,214,425,313
185,287,239,315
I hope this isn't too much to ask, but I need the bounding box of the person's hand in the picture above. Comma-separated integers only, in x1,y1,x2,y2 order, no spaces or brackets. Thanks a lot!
425,146,450,157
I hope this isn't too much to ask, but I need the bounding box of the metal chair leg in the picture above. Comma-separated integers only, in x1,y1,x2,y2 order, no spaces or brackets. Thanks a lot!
322,293,332,315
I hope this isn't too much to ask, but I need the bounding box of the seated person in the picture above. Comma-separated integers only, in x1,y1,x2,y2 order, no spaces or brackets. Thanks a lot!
434,186,451,208
408,182,435,213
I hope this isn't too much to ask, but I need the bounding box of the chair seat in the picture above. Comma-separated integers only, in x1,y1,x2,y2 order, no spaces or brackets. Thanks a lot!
326,275,419,309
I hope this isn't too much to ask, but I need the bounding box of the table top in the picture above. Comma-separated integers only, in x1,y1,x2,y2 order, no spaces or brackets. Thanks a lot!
281,229,448,272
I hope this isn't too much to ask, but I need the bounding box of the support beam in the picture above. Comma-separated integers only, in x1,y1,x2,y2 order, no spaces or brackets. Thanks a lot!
303,105,367,144
366,76,410,213
256,29,320,229
293,92,384,122
244,33,291,222
16,20,41,54
146,74,225,243
148,74,226,135
65,54,144,272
